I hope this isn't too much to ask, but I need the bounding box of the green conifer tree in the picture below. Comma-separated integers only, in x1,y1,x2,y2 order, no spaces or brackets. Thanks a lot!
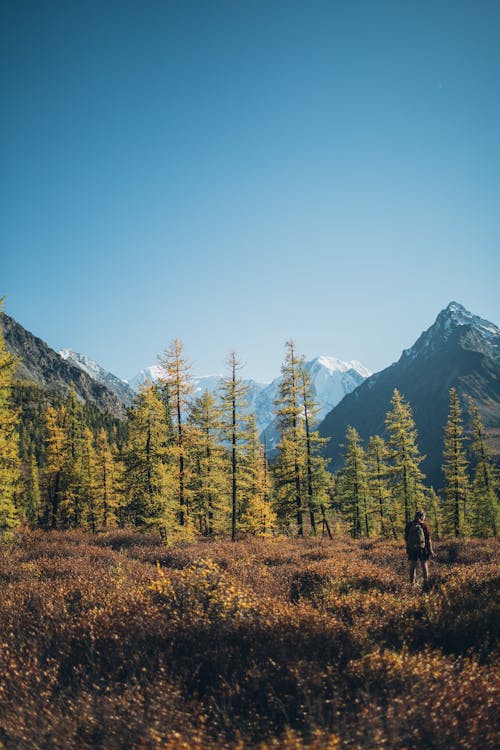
80,427,97,532
43,404,67,528
94,428,119,529
0,299,20,533
239,415,276,535
367,435,396,538
61,387,86,527
188,389,228,535
274,340,305,536
442,388,470,537
23,453,41,526
385,389,426,529
339,426,371,538
298,363,333,538
122,385,169,529
467,398,499,537
161,339,193,527
219,351,250,541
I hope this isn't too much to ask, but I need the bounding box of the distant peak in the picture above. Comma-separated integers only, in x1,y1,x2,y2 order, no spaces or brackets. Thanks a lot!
59,348,76,359
402,302,499,362
445,301,466,313
437,302,498,334
311,356,372,378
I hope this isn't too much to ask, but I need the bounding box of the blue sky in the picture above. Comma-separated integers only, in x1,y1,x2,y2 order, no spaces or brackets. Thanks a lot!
2,0,499,382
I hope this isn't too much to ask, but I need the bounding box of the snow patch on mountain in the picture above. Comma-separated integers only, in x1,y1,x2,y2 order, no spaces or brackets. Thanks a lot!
401,301,500,362
60,349,135,406
127,355,371,435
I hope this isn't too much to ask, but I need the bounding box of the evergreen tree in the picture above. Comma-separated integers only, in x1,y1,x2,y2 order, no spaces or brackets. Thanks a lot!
219,351,250,541
94,428,119,529
338,426,371,538
239,415,276,535
0,299,20,532
425,486,442,539
188,389,228,535
23,453,41,526
43,404,67,528
60,387,86,527
385,389,426,528
298,363,333,538
367,435,396,538
80,427,97,532
467,398,499,537
274,341,305,536
122,385,169,528
161,339,193,527
442,388,470,537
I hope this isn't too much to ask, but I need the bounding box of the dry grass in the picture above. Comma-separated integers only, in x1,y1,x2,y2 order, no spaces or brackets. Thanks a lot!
0,530,498,749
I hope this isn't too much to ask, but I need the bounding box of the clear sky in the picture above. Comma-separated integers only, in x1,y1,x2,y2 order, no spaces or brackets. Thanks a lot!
2,0,499,382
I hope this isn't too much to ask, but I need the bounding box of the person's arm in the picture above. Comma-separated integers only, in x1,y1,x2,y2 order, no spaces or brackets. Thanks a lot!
423,522,435,556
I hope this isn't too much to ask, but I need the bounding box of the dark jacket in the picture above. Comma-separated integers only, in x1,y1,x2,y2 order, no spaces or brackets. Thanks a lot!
405,520,431,555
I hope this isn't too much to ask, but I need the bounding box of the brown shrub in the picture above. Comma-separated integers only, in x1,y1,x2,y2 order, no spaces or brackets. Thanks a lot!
0,530,498,749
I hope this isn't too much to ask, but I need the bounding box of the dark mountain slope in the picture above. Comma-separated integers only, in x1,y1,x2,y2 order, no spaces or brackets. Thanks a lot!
319,303,500,488
1,313,128,419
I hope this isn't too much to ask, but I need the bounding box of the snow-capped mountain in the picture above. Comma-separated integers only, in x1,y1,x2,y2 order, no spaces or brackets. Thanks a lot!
128,356,371,436
59,349,135,406
319,301,500,487
401,301,500,363
61,346,371,436
128,364,166,392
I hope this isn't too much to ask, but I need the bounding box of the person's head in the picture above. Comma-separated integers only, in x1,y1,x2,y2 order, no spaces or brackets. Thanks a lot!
415,510,425,522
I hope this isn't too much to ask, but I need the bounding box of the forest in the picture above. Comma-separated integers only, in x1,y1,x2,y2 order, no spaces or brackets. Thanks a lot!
1,313,499,541
1,303,499,749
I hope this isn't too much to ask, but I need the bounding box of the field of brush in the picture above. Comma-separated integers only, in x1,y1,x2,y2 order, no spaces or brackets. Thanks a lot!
0,531,498,749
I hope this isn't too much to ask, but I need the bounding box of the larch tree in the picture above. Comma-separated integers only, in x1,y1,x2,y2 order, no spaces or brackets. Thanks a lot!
385,389,426,528
23,453,41,525
80,426,97,533
122,384,169,529
467,398,499,537
0,299,20,533
188,389,228,535
94,428,119,529
274,340,305,536
239,414,276,535
338,426,371,538
43,404,67,528
442,387,470,538
219,351,250,542
161,339,193,527
61,387,86,527
367,435,396,538
298,363,333,538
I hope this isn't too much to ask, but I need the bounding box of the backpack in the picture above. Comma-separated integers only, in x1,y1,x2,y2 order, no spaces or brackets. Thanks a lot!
407,522,426,550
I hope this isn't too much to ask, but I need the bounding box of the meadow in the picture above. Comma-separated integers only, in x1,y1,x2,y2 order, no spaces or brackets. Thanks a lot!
0,530,498,749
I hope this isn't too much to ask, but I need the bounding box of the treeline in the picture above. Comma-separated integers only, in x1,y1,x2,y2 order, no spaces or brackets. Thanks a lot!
337,388,498,539
0,304,498,540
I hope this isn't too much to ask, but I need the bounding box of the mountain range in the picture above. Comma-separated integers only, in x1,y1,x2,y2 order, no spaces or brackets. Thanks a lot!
62,350,372,436
2,301,499,487
1,314,128,419
319,302,500,488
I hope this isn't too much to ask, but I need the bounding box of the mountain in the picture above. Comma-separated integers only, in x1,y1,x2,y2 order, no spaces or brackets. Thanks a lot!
319,302,500,488
128,365,166,392
128,356,371,438
59,349,135,407
1,313,128,419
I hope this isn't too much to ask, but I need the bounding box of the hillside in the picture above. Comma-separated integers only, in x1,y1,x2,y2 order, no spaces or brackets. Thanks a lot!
1,313,128,420
319,302,500,488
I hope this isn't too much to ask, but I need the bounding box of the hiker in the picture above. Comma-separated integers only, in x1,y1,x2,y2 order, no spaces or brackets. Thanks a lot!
405,510,435,587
